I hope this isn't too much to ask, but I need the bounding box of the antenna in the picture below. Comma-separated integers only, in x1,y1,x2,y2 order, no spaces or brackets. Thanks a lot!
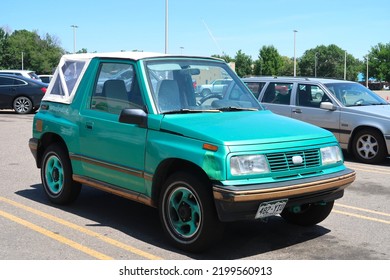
202,19,223,55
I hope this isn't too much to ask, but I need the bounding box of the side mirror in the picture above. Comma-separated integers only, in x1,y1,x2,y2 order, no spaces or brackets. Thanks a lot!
320,101,337,111
119,108,147,128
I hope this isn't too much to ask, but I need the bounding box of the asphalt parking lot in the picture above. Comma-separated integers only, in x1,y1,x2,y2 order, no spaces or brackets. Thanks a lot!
0,111,389,261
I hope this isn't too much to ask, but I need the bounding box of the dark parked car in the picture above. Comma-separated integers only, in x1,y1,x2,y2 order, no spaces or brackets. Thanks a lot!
0,74,47,114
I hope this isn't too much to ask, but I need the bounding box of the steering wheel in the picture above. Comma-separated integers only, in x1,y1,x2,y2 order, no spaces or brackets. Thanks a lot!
354,99,364,105
197,93,223,105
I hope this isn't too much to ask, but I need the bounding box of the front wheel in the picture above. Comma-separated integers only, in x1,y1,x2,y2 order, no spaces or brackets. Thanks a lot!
281,201,334,226
159,172,224,252
352,129,386,164
41,143,81,205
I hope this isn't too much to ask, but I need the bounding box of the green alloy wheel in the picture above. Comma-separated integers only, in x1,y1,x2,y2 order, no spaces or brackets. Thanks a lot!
159,172,224,252
41,143,81,204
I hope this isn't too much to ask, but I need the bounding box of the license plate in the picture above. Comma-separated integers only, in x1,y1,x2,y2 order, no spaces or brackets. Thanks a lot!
255,199,288,219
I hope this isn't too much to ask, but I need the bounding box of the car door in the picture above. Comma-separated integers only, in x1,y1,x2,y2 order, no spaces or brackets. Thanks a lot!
259,81,293,117
291,83,340,140
78,60,147,194
0,76,17,108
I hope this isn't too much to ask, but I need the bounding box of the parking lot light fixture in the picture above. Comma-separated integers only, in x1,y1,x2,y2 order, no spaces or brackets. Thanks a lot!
293,30,298,77
71,25,78,54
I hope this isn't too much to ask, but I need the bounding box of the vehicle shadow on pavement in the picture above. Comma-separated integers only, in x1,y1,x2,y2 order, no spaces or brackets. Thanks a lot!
17,183,330,259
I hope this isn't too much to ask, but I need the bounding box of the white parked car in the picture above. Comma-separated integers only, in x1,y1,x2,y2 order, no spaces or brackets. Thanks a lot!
0,69,42,81
38,75,53,83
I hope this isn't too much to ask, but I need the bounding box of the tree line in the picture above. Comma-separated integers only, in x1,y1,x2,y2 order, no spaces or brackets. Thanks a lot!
1,28,390,82
216,44,390,83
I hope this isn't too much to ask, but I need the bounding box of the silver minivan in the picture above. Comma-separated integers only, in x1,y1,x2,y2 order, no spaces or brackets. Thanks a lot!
243,76,390,164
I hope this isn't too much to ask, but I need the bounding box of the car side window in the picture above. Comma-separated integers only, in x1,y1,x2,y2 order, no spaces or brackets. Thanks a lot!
0,77,13,86
91,63,144,114
297,84,327,107
261,82,292,105
245,82,265,98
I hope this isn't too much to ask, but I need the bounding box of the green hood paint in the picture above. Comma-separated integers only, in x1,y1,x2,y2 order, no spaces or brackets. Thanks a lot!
159,110,334,146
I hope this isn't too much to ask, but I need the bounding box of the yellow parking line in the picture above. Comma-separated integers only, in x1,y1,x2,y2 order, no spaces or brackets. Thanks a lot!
333,209,390,225
335,203,390,217
0,209,112,260
0,196,162,260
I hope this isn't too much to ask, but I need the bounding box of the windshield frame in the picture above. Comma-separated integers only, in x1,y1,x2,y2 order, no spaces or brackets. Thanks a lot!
143,57,262,114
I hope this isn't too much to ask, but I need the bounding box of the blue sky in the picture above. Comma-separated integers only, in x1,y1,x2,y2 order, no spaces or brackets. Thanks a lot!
1,0,389,60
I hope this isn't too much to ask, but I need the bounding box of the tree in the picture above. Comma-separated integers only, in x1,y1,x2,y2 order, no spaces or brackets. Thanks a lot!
0,28,9,66
211,53,233,63
368,42,390,82
279,56,294,76
299,44,361,80
254,45,283,76
234,50,252,77
0,28,64,74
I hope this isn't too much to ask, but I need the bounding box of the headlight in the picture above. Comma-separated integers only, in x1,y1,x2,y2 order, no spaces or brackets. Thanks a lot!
321,146,343,165
230,155,270,175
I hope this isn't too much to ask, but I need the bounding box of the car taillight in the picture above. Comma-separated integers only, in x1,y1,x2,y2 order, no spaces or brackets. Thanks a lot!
40,87,47,94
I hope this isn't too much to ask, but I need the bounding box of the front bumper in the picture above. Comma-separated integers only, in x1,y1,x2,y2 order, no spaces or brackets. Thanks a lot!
213,168,355,222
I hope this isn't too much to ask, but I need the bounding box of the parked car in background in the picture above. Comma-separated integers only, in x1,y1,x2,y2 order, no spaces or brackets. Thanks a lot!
29,52,355,252
197,78,232,96
0,69,42,81
0,74,47,114
38,75,53,83
243,76,390,164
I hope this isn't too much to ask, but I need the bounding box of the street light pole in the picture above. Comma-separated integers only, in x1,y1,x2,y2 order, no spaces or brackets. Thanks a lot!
165,0,168,54
366,55,369,88
71,25,78,53
293,30,298,77
344,51,347,80
314,52,318,77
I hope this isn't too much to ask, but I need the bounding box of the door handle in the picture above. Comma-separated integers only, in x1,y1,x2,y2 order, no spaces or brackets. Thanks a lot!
85,122,94,129
292,108,302,114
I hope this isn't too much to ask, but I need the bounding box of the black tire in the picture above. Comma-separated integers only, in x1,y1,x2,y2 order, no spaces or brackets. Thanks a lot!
281,201,334,226
159,172,224,252
201,89,211,97
352,129,387,164
41,143,81,205
13,96,33,114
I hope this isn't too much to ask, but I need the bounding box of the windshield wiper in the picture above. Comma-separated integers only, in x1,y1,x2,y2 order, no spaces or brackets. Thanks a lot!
163,108,220,114
216,106,259,112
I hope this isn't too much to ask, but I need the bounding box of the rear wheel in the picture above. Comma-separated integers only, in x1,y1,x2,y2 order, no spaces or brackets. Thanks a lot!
41,143,81,204
281,201,334,226
352,129,386,164
159,172,224,252
13,96,33,114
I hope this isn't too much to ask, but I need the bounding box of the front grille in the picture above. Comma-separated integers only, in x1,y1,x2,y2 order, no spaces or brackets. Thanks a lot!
266,149,320,172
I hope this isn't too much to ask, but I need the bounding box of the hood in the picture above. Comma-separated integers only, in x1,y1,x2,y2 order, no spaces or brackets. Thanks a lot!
344,104,390,119
159,110,334,145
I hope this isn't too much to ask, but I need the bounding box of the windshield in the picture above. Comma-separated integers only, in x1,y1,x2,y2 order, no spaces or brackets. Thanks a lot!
144,58,262,113
324,82,388,107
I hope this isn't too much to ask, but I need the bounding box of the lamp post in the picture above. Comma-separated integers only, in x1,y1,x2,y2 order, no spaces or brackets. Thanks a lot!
71,25,78,53
366,55,369,88
165,0,168,54
344,51,347,80
293,30,298,77
314,52,318,77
